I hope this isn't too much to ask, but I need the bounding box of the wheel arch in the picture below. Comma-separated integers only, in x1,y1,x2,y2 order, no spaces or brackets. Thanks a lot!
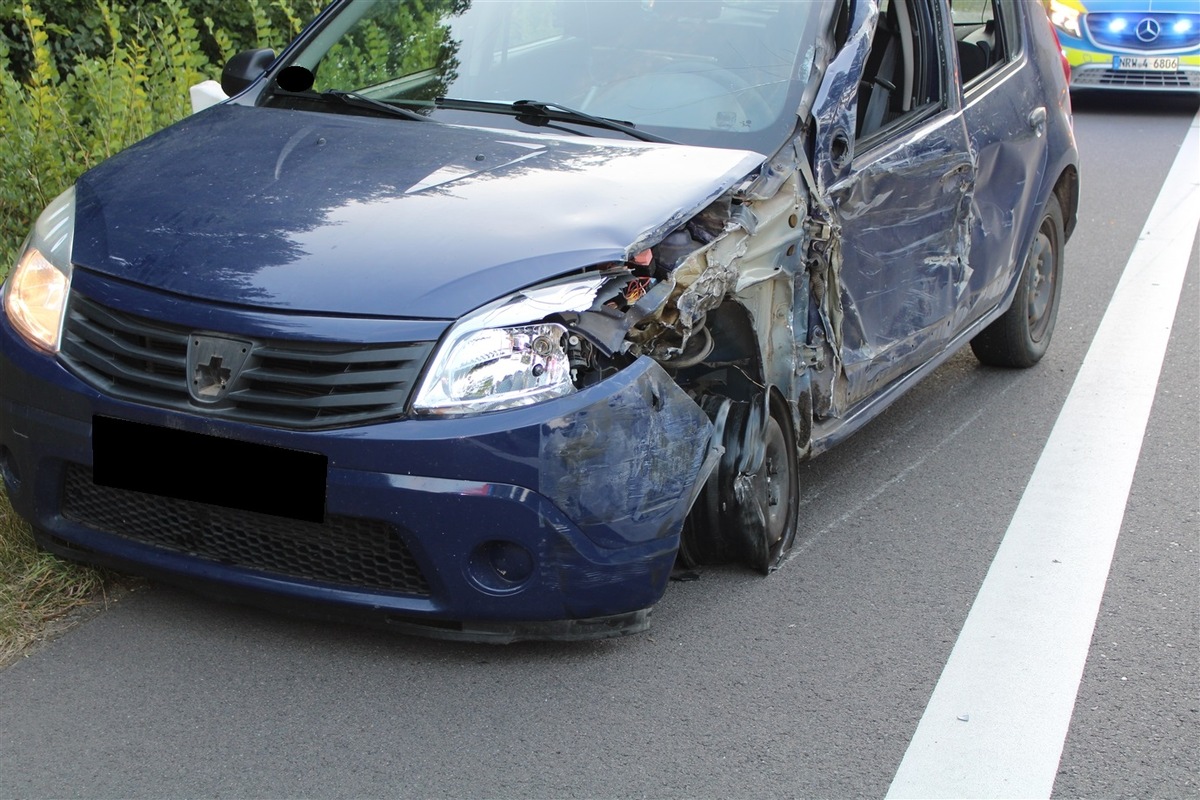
1053,163,1080,242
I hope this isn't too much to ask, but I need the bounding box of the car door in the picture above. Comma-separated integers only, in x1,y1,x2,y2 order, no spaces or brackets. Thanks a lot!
811,0,975,414
956,0,1052,314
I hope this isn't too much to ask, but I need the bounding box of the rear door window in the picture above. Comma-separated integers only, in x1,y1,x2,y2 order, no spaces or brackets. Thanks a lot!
953,0,1023,86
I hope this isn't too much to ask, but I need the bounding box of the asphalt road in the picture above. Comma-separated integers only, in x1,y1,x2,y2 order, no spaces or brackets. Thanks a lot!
1,94,1197,799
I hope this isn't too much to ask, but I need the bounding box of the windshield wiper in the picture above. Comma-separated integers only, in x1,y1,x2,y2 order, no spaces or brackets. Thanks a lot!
433,97,677,144
320,90,428,122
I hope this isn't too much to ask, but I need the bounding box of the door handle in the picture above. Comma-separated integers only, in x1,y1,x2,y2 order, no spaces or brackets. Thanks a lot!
1028,106,1047,137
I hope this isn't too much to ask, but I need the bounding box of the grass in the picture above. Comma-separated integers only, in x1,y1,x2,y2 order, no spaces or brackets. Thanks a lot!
0,484,114,667
0,0,332,667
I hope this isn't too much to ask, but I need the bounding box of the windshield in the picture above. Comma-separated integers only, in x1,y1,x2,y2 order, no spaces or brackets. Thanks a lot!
268,0,827,152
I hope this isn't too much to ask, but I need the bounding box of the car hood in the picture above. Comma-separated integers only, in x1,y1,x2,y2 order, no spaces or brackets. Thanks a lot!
72,104,765,319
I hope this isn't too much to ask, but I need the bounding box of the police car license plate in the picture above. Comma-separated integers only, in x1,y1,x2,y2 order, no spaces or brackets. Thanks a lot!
1113,56,1179,71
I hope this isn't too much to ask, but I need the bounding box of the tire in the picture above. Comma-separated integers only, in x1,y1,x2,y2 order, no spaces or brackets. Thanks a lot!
679,391,799,574
971,194,1064,368
752,393,800,572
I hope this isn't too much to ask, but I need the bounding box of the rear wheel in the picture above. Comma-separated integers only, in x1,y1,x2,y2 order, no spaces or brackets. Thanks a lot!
680,391,799,574
971,194,1064,368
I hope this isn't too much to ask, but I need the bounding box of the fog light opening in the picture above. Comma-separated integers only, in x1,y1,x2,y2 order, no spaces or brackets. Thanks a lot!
467,540,535,594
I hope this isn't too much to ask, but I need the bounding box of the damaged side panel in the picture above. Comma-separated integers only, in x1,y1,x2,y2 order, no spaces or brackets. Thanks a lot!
568,145,816,572
826,135,975,409
624,171,810,394
801,0,985,420
537,0,1050,570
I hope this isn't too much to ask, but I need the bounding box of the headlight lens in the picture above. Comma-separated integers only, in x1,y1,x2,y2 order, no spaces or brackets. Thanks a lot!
416,322,573,414
1048,0,1083,39
4,187,75,353
413,276,607,416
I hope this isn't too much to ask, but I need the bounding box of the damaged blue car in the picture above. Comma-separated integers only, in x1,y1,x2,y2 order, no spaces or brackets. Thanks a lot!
0,0,1078,641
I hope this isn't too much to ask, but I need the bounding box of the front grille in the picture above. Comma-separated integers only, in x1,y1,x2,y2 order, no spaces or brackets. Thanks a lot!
62,464,430,596
1085,13,1200,52
1073,65,1200,89
61,292,434,430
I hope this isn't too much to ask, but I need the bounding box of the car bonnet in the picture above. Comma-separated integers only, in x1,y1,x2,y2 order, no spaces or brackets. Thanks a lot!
72,104,766,319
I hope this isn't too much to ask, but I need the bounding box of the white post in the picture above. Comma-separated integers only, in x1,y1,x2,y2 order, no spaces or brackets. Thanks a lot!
189,80,228,114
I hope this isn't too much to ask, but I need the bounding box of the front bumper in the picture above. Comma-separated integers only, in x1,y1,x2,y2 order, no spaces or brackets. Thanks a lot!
0,286,715,642
1058,35,1200,92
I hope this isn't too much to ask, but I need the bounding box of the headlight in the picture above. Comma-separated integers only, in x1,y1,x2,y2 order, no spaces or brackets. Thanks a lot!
4,187,75,353
413,276,607,416
1048,0,1083,39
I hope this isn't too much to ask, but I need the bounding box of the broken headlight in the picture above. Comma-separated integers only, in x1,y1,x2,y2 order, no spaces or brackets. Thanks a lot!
413,276,607,416
3,186,75,353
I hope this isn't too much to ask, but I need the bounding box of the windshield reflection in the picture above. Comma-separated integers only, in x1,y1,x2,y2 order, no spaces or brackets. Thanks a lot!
278,0,824,152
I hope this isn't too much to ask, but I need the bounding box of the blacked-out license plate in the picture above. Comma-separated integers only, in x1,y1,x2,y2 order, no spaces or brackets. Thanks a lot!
91,416,327,522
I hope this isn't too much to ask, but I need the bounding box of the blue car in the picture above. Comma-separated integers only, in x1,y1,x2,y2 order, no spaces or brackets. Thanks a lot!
0,0,1078,641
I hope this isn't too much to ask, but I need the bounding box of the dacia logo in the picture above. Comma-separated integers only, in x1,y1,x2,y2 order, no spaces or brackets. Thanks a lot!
187,335,252,403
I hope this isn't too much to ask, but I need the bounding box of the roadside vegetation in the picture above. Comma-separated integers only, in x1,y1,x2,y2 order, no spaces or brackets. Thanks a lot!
0,493,111,665
0,0,325,273
0,0,323,662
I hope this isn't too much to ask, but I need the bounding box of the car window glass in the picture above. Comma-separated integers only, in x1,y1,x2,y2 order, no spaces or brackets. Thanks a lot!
952,0,1023,86
309,1,569,94
280,0,829,154
856,0,946,141
308,2,455,96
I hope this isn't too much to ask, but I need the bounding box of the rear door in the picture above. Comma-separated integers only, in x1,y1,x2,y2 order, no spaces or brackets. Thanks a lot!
955,0,1051,314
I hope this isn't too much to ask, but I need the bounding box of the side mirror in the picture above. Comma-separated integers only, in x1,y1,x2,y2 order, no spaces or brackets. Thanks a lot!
220,49,276,97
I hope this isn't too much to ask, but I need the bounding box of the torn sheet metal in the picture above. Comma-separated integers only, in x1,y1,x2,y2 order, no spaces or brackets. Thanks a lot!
627,167,809,376
540,357,715,550
809,0,879,197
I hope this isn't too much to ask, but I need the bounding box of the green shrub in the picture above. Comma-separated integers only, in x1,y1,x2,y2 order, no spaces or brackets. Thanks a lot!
0,0,326,81
0,0,328,660
0,0,325,278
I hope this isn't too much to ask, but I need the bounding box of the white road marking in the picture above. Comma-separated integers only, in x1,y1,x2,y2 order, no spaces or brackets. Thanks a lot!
886,112,1200,800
